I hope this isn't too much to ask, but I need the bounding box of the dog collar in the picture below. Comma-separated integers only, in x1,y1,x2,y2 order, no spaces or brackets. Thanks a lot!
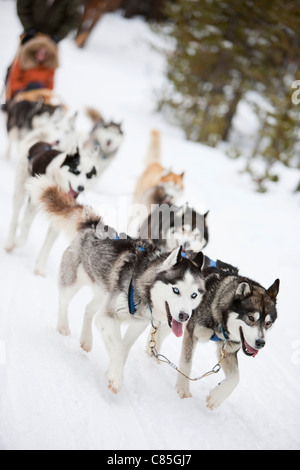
210,326,229,342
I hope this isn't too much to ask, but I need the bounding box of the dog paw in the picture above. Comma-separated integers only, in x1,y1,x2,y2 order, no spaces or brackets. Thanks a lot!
108,381,120,395
206,386,225,410
80,340,92,353
5,243,15,254
34,267,46,278
106,371,122,394
57,326,71,336
177,388,192,399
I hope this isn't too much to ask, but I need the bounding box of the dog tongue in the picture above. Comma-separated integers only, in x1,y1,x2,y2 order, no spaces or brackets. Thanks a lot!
68,188,79,199
245,339,259,357
172,319,183,338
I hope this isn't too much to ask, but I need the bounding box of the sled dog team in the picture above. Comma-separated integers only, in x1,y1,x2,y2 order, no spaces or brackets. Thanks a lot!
3,101,280,410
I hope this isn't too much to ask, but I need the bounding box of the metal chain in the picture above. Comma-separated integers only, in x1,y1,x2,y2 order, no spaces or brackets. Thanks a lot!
149,314,227,382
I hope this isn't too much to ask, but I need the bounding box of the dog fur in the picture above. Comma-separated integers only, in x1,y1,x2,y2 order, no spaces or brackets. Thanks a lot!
176,265,280,410
132,130,185,214
85,107,124,176
139,203,209,252
4,112,100,276
3,99,64,160
27,176,205,394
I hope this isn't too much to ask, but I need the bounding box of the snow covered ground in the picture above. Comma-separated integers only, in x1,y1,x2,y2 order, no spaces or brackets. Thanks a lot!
0,1,300,450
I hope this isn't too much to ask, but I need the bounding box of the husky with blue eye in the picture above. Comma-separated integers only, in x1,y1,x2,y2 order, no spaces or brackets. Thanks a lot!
27,175,205,394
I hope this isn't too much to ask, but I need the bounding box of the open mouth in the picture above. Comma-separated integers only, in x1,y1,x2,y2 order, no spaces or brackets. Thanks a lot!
166,301,183,338
239,327,259,358
68,184,79,200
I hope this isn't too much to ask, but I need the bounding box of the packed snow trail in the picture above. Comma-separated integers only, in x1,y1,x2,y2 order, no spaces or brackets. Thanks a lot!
0,2,300,450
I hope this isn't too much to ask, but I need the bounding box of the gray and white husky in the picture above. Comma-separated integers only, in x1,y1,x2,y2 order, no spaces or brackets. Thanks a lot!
27,176,205,394
176,265,280,410
139,203,209,252
85,107,124,176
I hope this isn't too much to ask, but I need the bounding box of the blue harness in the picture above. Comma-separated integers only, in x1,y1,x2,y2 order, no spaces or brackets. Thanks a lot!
210,326,229,342
128,245,146,315
208,257,217,268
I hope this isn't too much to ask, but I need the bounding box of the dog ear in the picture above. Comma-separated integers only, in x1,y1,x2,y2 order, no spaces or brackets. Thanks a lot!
68,111,78,130
235,281,252,298
193,252,204,270
163,246,182,269
267,279,280,300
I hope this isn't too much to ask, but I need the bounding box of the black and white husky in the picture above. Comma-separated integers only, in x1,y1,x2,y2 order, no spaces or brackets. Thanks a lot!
176,264,280,410
27,176,205,394
4,114,100,276
2,100,65,160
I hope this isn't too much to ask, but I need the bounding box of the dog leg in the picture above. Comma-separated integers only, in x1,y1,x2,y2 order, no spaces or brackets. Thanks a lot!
176,327,198,399
34,226,59,277
57,283,81,336
15,200,36,248
123,320,148,362
5,128,18,160
80,292,108,353
5,186,26,253
206,349,239,410
94,313,125,394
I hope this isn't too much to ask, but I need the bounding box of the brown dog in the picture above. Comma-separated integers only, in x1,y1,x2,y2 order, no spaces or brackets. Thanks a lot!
76,0,123,48
133,130,185,214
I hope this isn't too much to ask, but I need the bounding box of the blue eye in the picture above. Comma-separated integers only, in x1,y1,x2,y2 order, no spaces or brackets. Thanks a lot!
173,287,180,295
191,293,198,299
69,168,80,175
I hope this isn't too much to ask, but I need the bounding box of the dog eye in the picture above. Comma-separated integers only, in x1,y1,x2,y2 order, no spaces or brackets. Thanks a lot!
265,320,272,328
172,287,180,295
69,168,80,175
248,315,255,322
191,293,198,299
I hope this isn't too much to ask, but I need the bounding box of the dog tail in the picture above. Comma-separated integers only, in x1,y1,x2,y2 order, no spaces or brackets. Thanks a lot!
26,176,102,239
85,106,105,124
145,129,161,166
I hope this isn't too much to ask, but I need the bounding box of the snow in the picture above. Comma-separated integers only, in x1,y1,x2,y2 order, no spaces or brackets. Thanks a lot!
0,1,300,451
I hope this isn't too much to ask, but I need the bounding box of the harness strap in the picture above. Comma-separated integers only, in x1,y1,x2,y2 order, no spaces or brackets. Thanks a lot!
210,326,229,342
127,246,146,315
209,257,217,268
128,281,136,315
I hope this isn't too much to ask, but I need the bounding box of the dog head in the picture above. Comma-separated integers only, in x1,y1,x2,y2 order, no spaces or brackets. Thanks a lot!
50,146,98,198
226,278,280,357
151,248,205,337
165,207,209,252
91,121,124,156
158,170,185,205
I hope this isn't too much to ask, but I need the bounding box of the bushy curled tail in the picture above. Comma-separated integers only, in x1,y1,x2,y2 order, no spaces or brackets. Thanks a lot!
145,129,161,166
26,176,102,239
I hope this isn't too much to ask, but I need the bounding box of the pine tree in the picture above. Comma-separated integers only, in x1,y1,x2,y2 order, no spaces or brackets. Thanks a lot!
159,0,300,190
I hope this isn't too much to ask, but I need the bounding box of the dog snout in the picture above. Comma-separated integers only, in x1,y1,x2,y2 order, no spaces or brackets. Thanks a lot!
178,312,190,323
255,338,265,349
77,186,85,193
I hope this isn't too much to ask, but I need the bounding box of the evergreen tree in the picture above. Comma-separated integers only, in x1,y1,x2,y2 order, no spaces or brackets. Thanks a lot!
159,0,300,190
